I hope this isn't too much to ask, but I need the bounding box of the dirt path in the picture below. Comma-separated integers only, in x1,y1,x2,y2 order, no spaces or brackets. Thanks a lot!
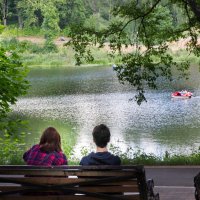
17,36,70,46
17,36,197,52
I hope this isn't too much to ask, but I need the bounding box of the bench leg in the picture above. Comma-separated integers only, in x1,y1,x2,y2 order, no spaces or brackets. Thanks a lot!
195,188,200,200
147,179,160,200
194,173,200,200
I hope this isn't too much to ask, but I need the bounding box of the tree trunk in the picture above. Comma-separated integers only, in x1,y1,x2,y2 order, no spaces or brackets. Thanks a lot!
17,8,23,29
2,0,8,26
18,15,23,29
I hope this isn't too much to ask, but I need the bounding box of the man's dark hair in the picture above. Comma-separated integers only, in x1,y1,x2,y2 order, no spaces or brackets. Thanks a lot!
92,124,110,148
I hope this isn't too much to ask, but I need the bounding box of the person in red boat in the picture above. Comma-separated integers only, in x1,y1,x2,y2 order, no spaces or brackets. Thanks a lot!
23,127,67,166
172,90,193,97
175,91,181,96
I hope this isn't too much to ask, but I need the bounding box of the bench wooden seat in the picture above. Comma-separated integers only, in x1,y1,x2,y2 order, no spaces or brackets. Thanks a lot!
0,165,159,200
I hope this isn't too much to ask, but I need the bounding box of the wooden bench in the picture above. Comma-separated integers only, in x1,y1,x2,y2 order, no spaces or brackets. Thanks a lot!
0,165,159,200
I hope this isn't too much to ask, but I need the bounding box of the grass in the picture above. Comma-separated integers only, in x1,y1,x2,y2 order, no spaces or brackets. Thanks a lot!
109,145,200,165
1,138,200,165
2,26,46,37
22,52,71,67
0,36,118,67
169,49,200,64
120,150,200,165
21,46,119,67
2,26,200,68
68,144,200,166
1,33,200,68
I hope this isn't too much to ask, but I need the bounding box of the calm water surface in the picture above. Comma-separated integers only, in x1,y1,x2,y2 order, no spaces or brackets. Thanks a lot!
13,65,200,157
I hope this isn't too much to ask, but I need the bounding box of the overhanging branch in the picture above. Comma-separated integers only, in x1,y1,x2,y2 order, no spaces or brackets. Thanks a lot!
119,0,162,34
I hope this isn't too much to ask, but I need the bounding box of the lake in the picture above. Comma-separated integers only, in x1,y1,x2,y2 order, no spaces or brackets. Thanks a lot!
13,65,200,158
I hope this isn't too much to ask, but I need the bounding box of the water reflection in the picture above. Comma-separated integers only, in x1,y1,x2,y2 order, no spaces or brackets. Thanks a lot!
14,90,200,157
12,65,200,157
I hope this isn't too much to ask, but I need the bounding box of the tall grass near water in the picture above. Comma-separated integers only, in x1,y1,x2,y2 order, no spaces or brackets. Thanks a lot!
1,139,200,165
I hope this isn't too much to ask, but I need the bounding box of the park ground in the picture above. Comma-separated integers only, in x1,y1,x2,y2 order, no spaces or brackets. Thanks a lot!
145,166,200,200
16,36,199,51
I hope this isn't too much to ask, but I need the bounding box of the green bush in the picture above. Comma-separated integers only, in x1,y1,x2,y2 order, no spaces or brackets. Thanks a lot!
0,47,29,116
0,132,26,164
43,39,58,53
0,37,59,54
0,37,43,53
0,115,29,164
2,26,45,37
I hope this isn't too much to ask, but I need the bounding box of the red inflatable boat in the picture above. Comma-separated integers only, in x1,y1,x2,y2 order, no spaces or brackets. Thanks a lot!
171,90,193,98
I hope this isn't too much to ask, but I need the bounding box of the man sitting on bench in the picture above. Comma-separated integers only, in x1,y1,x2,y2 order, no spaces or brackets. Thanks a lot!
80,124,121,165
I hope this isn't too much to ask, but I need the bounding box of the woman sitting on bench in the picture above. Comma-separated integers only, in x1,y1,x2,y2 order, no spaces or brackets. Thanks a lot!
23,127,67,166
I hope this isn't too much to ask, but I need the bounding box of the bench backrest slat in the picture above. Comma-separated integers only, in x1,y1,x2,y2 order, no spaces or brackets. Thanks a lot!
0,195,141,200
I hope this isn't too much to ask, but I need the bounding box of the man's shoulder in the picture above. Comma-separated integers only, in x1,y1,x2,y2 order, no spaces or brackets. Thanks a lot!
107,152,121,164
80,152,94,165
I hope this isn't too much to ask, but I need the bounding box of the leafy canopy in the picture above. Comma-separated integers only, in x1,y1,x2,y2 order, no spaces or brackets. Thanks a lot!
68,0,200,104
0,27,29,118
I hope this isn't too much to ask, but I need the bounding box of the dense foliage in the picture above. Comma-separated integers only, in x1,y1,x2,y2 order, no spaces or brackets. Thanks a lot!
0,25,29,164
0,25,29,132
0,46,28,117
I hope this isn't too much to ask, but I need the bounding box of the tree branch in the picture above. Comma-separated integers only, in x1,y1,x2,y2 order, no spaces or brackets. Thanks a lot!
119,0,161,34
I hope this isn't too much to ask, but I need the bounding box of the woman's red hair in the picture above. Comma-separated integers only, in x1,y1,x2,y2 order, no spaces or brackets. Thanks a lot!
39,127,62,153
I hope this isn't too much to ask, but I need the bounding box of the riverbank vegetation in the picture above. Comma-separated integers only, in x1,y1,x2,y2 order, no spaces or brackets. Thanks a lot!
0,27,29,165
1,33,200,69
0,35,119,67
1,138,200,165
0,0,200,71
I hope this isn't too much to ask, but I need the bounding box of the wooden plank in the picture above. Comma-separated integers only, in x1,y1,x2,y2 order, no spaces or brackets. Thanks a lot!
0,178,138,186
0,168,140,173
0,195,140,200
0,186,139,193
72,186,139,193
0,165,144,171
0,171,138,177
75,171,137,177
0,185,139,193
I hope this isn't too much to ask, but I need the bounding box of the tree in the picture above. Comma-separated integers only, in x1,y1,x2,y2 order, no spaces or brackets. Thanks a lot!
59,0,87,29
16,0,64,51
0,25,29,138
41,1,61,52
67,0,200,104
0,25,29,118
16,0,42,27
0,0,8,25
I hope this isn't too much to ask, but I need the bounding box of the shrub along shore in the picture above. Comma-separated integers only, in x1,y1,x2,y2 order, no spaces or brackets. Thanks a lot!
1,140,200,165
1,31,200,68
